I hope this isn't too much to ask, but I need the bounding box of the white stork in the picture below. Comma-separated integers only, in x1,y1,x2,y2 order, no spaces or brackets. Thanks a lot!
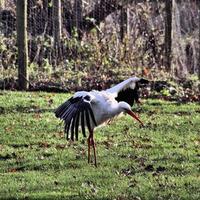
55,77,149,166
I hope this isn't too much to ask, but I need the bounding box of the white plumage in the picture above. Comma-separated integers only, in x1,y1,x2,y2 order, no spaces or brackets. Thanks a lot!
55,77,149,166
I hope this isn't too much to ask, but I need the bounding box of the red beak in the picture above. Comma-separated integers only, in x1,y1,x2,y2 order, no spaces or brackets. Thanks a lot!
126,110,144,126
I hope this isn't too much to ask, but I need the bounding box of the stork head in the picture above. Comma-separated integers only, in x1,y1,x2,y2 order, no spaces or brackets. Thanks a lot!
119,102,144,126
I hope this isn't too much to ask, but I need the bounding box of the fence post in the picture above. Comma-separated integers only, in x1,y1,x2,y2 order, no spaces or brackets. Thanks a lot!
164,0,172,72
17,0,28,90
53,0,62,47
120,6,130,42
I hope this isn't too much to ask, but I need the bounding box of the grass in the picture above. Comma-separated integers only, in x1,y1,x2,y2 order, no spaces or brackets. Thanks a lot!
0,91,200,200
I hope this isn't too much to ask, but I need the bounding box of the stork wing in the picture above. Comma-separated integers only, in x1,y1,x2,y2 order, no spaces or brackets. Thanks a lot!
106,77,149,107
115,87,139,107
55,95,97,141
106,77,140,96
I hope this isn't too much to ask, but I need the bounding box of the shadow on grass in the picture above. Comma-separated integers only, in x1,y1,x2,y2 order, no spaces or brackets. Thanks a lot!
0,105,55,114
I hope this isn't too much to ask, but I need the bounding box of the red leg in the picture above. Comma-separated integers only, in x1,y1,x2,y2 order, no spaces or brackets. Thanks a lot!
91,137,97,167
87,130,97,167
87,137,91,164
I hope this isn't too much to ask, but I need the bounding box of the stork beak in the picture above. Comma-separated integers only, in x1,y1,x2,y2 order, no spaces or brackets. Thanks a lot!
126,110,144,126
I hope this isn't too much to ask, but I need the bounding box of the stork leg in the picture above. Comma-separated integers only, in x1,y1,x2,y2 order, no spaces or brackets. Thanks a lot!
87,137,91,164
87,130,97,167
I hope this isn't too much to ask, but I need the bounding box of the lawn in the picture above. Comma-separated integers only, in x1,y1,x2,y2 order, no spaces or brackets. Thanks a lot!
0,91,200,200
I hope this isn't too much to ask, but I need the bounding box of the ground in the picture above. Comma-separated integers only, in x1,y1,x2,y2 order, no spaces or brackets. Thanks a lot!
0,91,200,200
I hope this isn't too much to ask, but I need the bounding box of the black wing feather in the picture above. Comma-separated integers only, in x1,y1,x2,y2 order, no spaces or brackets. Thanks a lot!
55,97,73,118
115,79,149,106
81,111,86,137
85,109,92,133
115,86,139,107
62,105,74,121
64,122,69,139
66,118,72,140
75,112,80,140
88,105,97,126
55,96,96,140
70,116,76,141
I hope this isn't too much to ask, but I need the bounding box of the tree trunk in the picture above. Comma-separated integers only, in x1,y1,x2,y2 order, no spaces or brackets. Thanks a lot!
73,0,83,39
53,0,62,47
53,0,62,66
120,6,130,42
164,0,172,71
17,0,28,90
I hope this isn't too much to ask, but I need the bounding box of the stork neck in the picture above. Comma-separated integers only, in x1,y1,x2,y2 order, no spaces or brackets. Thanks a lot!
110,103,124,116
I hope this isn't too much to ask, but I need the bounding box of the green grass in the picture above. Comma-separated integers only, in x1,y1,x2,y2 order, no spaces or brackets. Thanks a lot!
0,91,200,200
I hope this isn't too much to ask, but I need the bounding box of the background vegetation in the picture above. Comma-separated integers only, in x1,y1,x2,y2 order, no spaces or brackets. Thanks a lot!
0,0,199,91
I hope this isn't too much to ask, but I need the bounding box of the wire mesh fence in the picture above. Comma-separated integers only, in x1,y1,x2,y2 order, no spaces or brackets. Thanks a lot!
0,0,199,90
